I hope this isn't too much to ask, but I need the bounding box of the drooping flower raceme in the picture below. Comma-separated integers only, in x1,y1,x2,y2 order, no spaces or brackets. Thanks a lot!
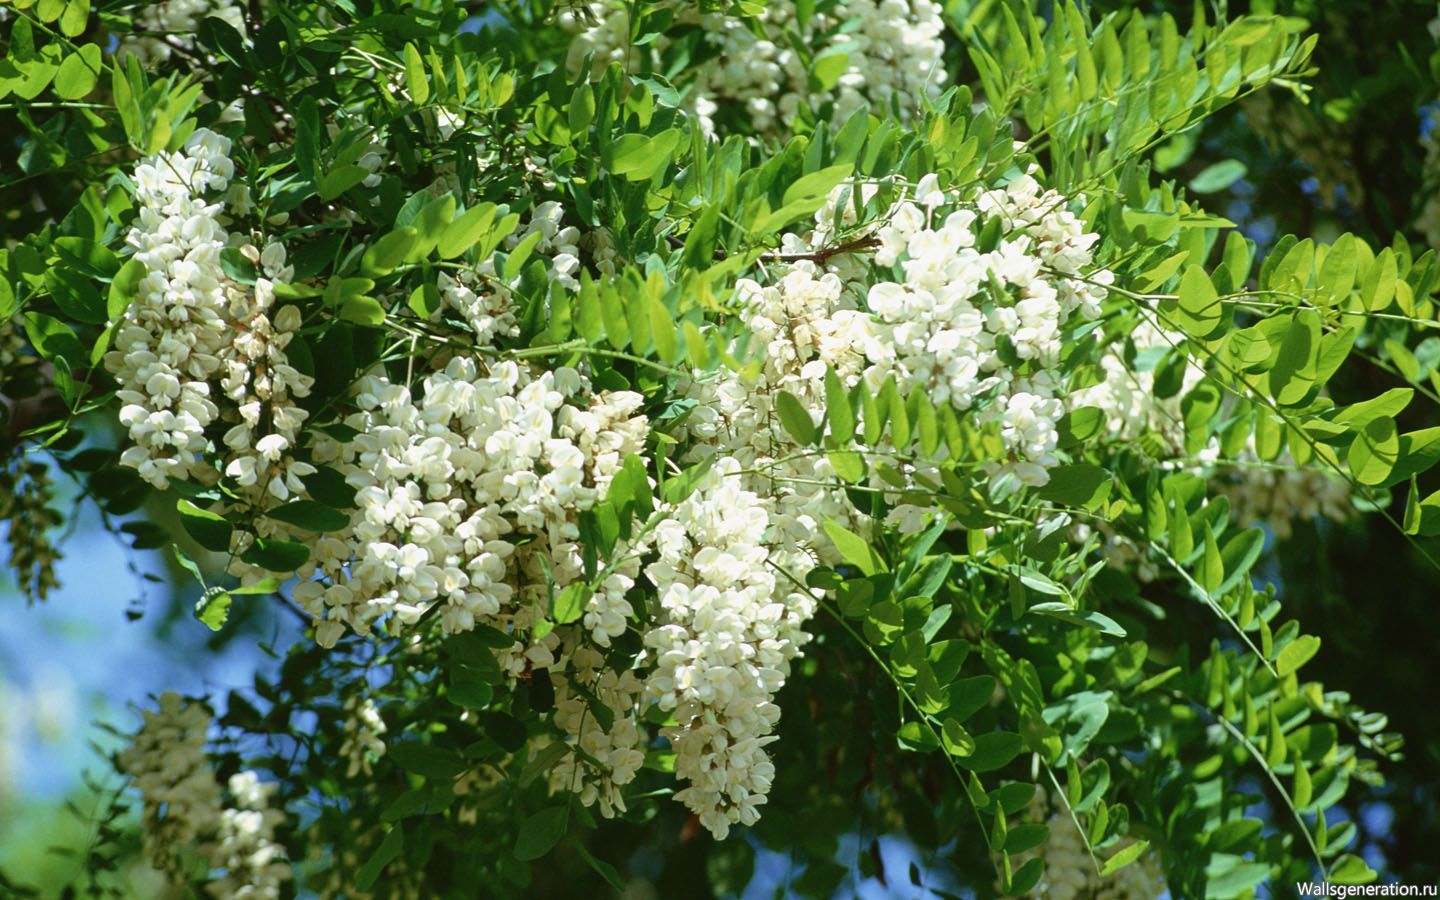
107,129,315,503
117,0,247,66
642,458,818,838
565,0,947,136
117,692,223,877
295,358,648,649
120,694,291,895
204,772,290,900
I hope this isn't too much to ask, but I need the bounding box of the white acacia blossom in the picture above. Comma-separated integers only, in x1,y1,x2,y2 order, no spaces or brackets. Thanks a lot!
548,644,648,818
204,772,290,900
117,0,246,65
106,129,315,502
564,0,946,135
119,694,290,895
117,692,223,877
295,358,648,649
643,458,818,838
339,695,388,779
1014,789,1166,900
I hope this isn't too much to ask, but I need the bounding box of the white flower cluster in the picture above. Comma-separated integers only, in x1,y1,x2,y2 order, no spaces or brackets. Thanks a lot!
117,0,246,66
548,644,647,817
339,695,388,778
437,200,584,344
681,262,865,560
296,358,647,648
205,772,290,900
1215,445,1353,540
119,693,290,895
642,458,817,838
117,692,223,877
216,242,316,505
857,173,1111,487
107,129,315,501
1417,107,1440,250
1071,320,1199,451
108,130,237,489
565,0,946,135
1015,791,1166,900
732,172,1113,491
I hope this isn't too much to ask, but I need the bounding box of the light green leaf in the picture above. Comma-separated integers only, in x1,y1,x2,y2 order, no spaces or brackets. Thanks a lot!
404,43,429,104
610,130,681,181
824,369,854,443
1173,265,1223,337
1100,840,1150,876
1275,634,1320,677
194,588,232,632
1189,159,1247,193
53,43,101,100
821,520,884,576
1347,416,1399,486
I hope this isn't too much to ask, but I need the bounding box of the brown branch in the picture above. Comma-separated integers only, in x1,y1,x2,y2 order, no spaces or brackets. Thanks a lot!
664,233,881,265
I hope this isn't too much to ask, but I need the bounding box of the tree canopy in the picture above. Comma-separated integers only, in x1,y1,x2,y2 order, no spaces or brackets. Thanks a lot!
1,0,1438,897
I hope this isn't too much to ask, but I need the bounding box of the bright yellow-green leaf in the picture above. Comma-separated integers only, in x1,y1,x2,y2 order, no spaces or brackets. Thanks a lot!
1347,416,1399,485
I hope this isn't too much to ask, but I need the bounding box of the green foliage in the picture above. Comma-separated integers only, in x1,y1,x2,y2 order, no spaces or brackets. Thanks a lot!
0,0,1433,896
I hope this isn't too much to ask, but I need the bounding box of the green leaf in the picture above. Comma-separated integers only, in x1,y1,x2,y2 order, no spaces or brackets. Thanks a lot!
568,83,595,136
389,742,466,779
1029,603,1127,636
821,520,884,576
240,538,310,573
940,718,975,757
610,130,681,181
193,588,232,631
946,676,997,723
23,312,84,365
318,165,370,201
59,0,90,37
1036,464,1111,508
1328,854,1378,885
827,449,865,483
437,203,496,259
1317,234,1358,305
264,500,349,532
1275,634,1320,678
552,583,588,625
809,50,850,91
1333,388,1413,429
1360,248,1398,312
338,296,387,326
53,43,101,100
1189,160,1247,193
957,731,1023,772
1003,823,1049,855
45,269,105,324
1347,416,1399,486
774,390,817,445
514,807,569,861
403,43,429,104
355,825,404,892
824,369,854,443
1199,528,1224,594
1173,265,1223,337
1010,857,1045,895
1100,840,1149,876
362,228,419,277
177,499,232,553
107,259,147,320
781,164,853,207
